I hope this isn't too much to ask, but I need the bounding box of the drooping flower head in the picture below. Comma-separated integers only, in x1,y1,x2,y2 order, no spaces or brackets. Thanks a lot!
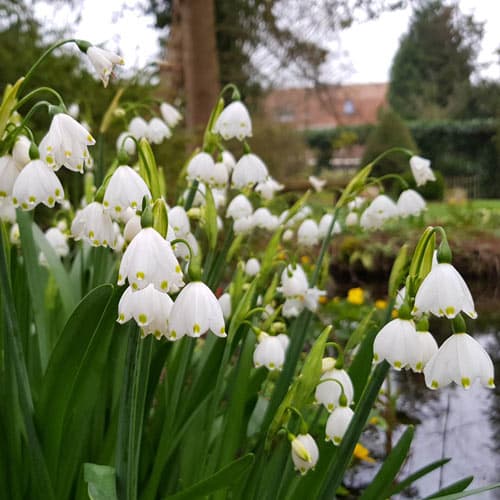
232,153,268,189
160,102,182,128
71,201,117,248
397,189,426,217
253,333,285,371
86,46,124,87
290,434,319,475
315,368,354,412
325,406,354,445
212,101,252,141
409,156,435,186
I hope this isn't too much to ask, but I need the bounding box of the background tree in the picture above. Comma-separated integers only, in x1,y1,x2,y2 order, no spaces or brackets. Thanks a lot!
388,0,483,120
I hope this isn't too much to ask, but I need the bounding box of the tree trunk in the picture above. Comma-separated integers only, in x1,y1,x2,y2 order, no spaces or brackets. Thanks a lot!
179,0,220,131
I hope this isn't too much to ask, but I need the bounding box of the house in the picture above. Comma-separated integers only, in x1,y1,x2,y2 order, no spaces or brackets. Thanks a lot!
262,82,388,130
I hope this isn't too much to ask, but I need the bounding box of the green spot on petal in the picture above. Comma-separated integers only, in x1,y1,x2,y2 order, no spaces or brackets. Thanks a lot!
138,313,147,324
461,377,470,388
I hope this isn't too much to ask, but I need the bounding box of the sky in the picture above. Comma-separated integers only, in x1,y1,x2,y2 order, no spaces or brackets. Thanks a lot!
35,0,500,85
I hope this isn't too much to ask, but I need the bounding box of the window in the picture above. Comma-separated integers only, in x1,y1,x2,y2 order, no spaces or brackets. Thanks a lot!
343,99,355,115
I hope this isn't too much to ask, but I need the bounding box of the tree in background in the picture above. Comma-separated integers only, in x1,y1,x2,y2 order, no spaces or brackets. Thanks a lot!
388,0,483,120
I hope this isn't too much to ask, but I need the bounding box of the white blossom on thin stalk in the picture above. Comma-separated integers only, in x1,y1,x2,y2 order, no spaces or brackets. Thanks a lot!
397,189,426,217
116,132,136,156
245,258,260,276
252,207,279,231
255,177,284,200
253,333,285,370
0,155,19,198
409,330,438,372
160,102,182,128
232,153,268,188
413,263,476,319
318,213,341,239
297,219,320,247
118,227,184,293
221,150,236,173
147,117,171,144
39,113,95,173
279,264,309,298
86,46,124,87
0,198,15,223
218,292,232,320
167,281,226,341
226,194,253,219
212,101,252,141
325,406,354,445
291,434,319,475
103,165,151,219
12,159,64,210
360,194,398,230
409,156,435,186
39,227,69,266
424,333,495,390
12,136,31,169
187,152,215,182
71,201,117,248
128,117,149,140
315,368,354,412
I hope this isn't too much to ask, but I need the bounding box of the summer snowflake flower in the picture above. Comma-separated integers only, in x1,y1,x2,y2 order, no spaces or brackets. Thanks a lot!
252,207,279,231
86,46,124,87
315,368,354,412
373,318,420,370
397,189,426,217
309,175,326,192
39,227,69,265
297,219,319,247
168,206,191,237
325,406,354,445
187,152,215,181
204,161,229,188
255,177,284,200
318,213,341,239
212,101,252,141
0,198,15,223
39,113,95,173
103,166,151,219
253,334,285,371
118,227,184,293
226,194,253,219
71,202,117,248
117,284,173,338
221,150,236,173
424,333,495,390
409,156,435,186
167,281,226,341
0,155,19,198
413,263,477,319
147,118,171,144
345,212,358,227
12,159,64,210
218,292,232,320
12,136,31,169
279,264,309,298
291,434,319,475
409,330,438,372
245,258,260,276
160,102,182,128
360,194,398,230
232,153,268,188
128,117,148,140
233,216,254,234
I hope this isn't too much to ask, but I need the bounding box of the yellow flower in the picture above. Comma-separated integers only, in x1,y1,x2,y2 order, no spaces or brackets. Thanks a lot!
353,443,375,463
347,287,364,305
300,255,311,265
375,299,387,310
318,295,328,305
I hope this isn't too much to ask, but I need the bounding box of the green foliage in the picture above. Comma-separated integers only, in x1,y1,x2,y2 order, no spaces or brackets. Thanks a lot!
361,108,418,180
388,0,483,120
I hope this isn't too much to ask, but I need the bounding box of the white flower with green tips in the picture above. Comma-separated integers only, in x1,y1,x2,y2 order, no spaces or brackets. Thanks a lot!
315,368,354,412
245,258,260,276
167,281,226,341
373,318,420,370
360,194,398,230
232,153,268,189
168,206,190,237
297,219,319,247
160,102,182,128
187,152,214,182
71,202,117,248
397,189,426,217
212,101,252,141
0,155,19,198
39,113,95,173
86,46,124,87
12,159,64,210
103,165,151,219
253,334,285,371
291,434,319,475
147,117,171,144
424,333,495,390
226,194,252,219
128,117,148,140
408,330,438,372
118,227,184,293
117,284,173,339
318,213,341,239
0,197,15,223
410,155,435,186
255,177,284,200
413,263,476,319
279,264,309,298
325,406,354,446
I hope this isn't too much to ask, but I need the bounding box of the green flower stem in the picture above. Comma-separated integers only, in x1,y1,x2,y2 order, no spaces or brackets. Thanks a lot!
13,87,66,112
115,325,153,500
19,38,80,95
310,208,339,287
368,146,414,167
183,180,199,211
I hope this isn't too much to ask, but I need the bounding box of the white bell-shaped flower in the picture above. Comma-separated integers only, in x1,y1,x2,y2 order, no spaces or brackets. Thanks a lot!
282,298,305,318
297,219,320,247
309,175,326,192
118,227,184,293
325,406,354,445
410,156,435,186
245,258,260,276
397,189,426,217
255,177,284,200
218,292,232,320
160,102,182,128
291,434,319,475
0,198,15,223
212,101,252,141
424,333,495,390
167,281,226,341
253,334,285,370
252,207,275,231
345,212,358,227
186,152,214,181
279,264,309,298
86,46,124,87
221,150,236,173
172,232,199,261
212,188,227,210
147,117,171,144
233,215,254,234
373,318,420,370
318,214,341,239
277,333,290,352
169,206,191,237
0,155,19,198
409,330,438,372
12,159,64,210
103,166,151,219
203,161,228,188
12,136,31,169
282,229,294,242
128,117,148,139
72,201,117,248
315,368,354,412
123,214,142,243
117,284,173,338
116,132,136,155
232,153,268,189
39,113,95,173
304,287,326,313
360,194,398,230
44,227,69,257
226,194,252,219
413,263,476,319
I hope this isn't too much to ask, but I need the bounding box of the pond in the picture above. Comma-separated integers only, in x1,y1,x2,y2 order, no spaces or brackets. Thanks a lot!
342,283,500,499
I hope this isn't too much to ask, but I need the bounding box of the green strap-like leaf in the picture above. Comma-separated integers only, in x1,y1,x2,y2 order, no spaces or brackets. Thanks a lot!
423,476,474,499
164,454,254,500
84,463,117,500
425,481,500,500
